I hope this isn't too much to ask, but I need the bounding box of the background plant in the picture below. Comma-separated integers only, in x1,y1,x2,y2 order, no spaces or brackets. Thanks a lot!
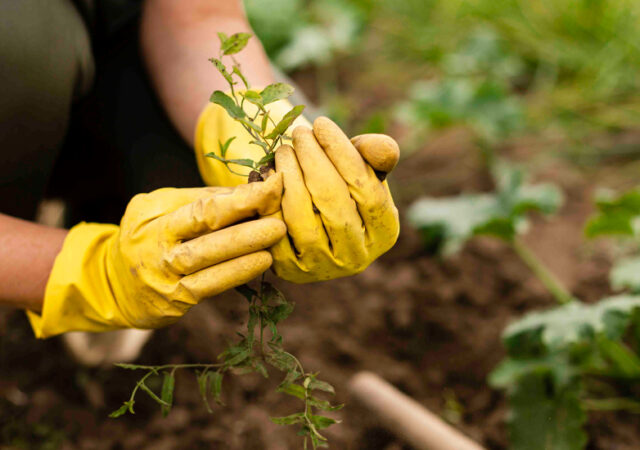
409,164,640,449
110,33,339,450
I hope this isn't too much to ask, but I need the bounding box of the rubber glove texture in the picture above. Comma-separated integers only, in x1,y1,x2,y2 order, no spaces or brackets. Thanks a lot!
28,176,285,338
268,117,400,282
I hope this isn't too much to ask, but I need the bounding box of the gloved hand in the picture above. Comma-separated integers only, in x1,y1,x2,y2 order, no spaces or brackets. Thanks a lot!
28,176,285,338
268,118,399,282
196,101,399,283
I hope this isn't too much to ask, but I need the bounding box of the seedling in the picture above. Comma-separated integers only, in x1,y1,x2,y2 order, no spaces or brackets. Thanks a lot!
110,33,340,449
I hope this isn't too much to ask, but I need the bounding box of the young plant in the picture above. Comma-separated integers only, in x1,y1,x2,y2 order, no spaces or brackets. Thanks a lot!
408,158,571,304
205,32,304,179
110,33,340,450
410,165,640,449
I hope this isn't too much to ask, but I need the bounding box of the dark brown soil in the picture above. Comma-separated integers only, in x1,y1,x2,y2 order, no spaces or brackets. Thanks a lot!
2,131,640,449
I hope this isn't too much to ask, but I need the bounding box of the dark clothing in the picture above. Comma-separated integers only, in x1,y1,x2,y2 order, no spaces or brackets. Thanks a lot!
0,0,201,223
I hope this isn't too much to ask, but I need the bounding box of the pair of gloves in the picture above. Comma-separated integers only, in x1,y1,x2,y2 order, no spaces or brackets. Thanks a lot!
28,100,400,338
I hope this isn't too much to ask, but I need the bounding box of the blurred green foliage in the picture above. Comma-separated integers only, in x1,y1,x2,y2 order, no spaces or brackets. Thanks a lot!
247,0,640,151
381,0,640,140
408,161,563,254
244,0,372,71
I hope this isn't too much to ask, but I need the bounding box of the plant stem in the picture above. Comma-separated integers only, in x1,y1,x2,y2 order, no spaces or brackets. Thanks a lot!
583,397,640,413
118,363,223,371
511,237,576,304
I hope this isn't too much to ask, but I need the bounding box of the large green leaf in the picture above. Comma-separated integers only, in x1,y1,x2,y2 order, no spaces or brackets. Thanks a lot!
508,373,587,450
407,193,505,254
489,353,575,390
610,256,640,294
408,162,563,254
585,188,640,238
503,295,640,353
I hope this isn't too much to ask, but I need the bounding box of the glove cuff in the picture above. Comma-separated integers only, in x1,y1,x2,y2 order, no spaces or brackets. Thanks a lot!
27,222,132,338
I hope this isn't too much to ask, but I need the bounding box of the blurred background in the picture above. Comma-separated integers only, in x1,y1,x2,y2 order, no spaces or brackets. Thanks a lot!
2,0,640,448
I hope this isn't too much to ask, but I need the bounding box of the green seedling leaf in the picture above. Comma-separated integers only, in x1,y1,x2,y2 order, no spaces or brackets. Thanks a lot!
310,415,338,430
109,401,134,418
508,373,587,450
197,372,213,413
250,140,270,152
260,83,295,105
210,91,245,119
266,105,305,140
278,383,306,400
270,413,306,426
160,372,175,417
207,153,256,170
585,188,640,238
262,282,287,303
221,32,252,55
308,397,344,412
209,371,224,405
235,284,257,302
224,347,251,367
226,158,256,169
610,256,640,294
241,90,263,106
261,112,270,133
308,377,335,395
310,433,329,448
254,361,269,378
267,349,297,372
217,32,229,45
114,363,150,371
503,295,640,354
139,381,170,407
219,136,236,158
208,58,235,85
247,308,258,347
270,302,295,324
279,368,301,386
257,153,275,167
239,118,263,133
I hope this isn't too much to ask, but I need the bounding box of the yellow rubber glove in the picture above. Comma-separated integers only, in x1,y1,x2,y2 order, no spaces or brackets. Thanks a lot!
269,118,400,282
28,176,285,338
196,101,399,283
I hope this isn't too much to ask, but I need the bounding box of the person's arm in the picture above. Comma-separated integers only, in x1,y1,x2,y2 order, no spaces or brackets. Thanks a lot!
140,0,275,146
0,214,67,312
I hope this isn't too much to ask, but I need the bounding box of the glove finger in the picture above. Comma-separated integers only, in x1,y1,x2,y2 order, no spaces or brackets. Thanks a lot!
166,217,286,275
291,126,367,263
350,134,400,174
163,173,283,241
275,144,331,254
176,251,273,304
312,117,398,241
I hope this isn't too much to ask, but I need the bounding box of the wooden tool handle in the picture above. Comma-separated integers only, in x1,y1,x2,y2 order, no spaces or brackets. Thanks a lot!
349,371,485,450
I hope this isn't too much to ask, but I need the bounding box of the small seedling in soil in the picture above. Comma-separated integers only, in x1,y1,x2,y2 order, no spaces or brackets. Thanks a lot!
111,33,339,450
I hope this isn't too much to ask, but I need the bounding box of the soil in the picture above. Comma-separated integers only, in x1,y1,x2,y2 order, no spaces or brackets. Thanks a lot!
2,130,640,449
